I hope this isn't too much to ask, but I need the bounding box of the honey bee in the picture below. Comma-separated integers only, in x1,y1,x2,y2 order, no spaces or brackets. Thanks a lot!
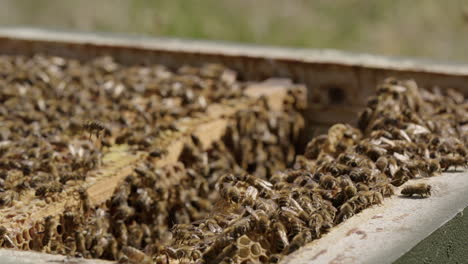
35,182,63,197
83,120,105,139
283,169,306,183
241,173,273,192
77,187,91,216
63,236,76,256
113,220,128,245
284,230,312,254
427,159,441,175
453,142,467,157
60,172,85,184
149,147,168,158
127,222,144,248
364,144,388,161
104,236,119,260
343,185,357,199
225,217,252,238
13,180,30,196
439,155,467,171
63,210,80,236
0,190,18,208
135,187,152,211
307,212,324,238
401,183,432,197
203,235,234,262
252,210,269,234
91,236,110,258
361,190,384,205
350,167,374,182
335,202,354,224
0,226,16,248
253,198,275,214
122,246,152,264
319,174,336,189
242,186,259,207
211,244,239,264
42,216,57,248
268,254,283,263
293,175,318,188
304,135,328,159
330,163,352,176
75,231,87,255
372,181,394,197
375,156,388,172
276,190,292,208
220,185,241,204
293,155,315,171
165,245,199,260
357,107,373,131
391,175,410,187
111,184,130,207
271,221,289,252
113,203,135,220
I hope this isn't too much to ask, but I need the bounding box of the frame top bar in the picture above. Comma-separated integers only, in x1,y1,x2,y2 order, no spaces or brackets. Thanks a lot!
0,27,468,76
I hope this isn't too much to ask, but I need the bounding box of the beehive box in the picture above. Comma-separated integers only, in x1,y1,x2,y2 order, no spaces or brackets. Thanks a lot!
0,28,466,264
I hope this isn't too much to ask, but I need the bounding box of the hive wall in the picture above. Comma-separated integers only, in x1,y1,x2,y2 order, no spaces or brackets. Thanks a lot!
1,28,468,141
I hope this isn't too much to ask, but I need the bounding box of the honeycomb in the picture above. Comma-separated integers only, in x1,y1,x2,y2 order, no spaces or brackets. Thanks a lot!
0,54,305,262
158,78,467,264
0,53,466,264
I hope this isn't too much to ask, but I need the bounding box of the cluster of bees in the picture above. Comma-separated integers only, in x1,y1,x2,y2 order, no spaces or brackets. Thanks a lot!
0,51,466,264
158,78,467,264
7,94,303,262
0,54,246,209
0,54,306,262
223,94,305,179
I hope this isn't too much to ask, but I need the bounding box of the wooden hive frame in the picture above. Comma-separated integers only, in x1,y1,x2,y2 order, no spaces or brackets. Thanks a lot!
0,72,303,250
0,28,467,264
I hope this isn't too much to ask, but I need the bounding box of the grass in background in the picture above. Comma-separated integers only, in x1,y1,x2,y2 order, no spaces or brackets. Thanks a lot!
0,0,467,62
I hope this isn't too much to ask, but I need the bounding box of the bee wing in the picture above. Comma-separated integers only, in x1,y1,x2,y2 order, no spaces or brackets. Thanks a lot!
380,137,396,146
278,229,290,247
280,206,299,217
392,85,407,93
290,199,305,214
399,129,412,142
389,163,398,177
374,145,388,154
394,152,409,162
68,144,76,156
78,147,84,158
245,186,259,200
255,178,273,191
244,206,258,220
207,222,222,234
406,123,430,135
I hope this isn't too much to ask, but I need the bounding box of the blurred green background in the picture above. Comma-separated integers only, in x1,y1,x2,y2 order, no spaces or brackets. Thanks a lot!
1,0,467,62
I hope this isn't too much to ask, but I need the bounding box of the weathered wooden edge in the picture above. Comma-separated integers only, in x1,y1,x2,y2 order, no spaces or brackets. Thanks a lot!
281,170,468,264
1,27,467,131
0,248,113,264
1,27,468,75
